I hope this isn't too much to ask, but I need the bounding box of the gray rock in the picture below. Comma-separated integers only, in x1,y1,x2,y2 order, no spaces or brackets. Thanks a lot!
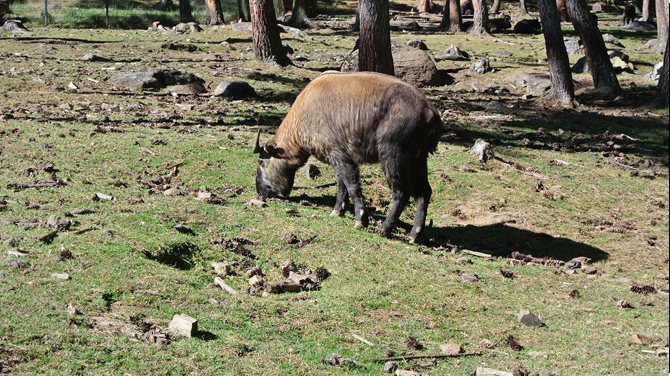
470,138,495,162
383,361,398,373
2,258,27,268
515,72,551,96
212,81,256,99
406,39,428,50
461,273,480,283
170,82,207,95
231,22,252,32
602,33,624,48
645,61,663,81
1,20,28,34
435,43,470,61
622,21,656,31
518,309,545,327
564,37,583,55
341,45,446,87
485,100,506,111
469,58,491,74
109,69,204,91
82,53,111,62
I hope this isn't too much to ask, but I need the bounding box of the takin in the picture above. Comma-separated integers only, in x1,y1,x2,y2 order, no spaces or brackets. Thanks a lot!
253,72,443,242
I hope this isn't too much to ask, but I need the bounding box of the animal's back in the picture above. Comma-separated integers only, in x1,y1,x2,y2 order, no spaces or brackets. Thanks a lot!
276,72,441,164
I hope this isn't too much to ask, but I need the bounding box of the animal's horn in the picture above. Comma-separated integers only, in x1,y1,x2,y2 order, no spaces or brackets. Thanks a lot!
252,129,263,154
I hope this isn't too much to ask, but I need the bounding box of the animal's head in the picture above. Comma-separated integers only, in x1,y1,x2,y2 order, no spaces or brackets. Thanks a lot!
252,130,295,199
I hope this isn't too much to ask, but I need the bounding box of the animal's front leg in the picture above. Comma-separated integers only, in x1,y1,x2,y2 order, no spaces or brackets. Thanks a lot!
331,157,368,229
330,175,350,217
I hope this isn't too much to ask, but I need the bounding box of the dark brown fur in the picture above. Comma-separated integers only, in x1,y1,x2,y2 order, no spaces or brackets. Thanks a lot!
513,19,542,34
622,4,635,25
254,72,442,242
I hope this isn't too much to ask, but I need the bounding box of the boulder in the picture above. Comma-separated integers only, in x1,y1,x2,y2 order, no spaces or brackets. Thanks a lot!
434,44,470,61
645,61,663,81
1,20,28,34
109,69,204,91
341,45,445,87
515,72,551,97
406,39,428,50
622,21,656,31
602,33,624,48
170,82,207,95
469,58,491,74
212,81,257,99
563,37,582,55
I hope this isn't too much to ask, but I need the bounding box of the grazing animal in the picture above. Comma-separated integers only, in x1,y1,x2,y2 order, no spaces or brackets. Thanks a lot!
253,72,442,242
622,4,635,25
488,15,512,33
513,19,542,34
460,0,473,15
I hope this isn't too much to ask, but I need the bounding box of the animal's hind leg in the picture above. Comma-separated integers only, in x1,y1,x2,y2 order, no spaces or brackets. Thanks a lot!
330,175,350,217
409,158,432,243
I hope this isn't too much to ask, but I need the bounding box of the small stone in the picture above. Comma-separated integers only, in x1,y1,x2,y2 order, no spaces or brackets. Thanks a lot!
169,314,198,337
211,262,231,276
470,139,494,162
212,81,256,99
439,343,462,355
582,267,597,275
51,273,70,280
383,361,398,373
406,39,428,50
456,257,472,264
248,275,265,286
461,273,480,283
567,260,582,269
631,333,654,345
518,309,544,327
485,100,505,111
248,198,267,207
616,299,633,308
163,188,180,196
92,192,114,201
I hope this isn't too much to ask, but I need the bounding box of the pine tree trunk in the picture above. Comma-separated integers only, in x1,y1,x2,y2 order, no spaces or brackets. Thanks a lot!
641,0,651,21
520,0,528,15
651,35,669,108
419,0,433,12
439,0,462,30
179,0,193,22
491,0,501,14
358,0,395,75
654,0,668,53
538,0,575,105
566,0,621,96
288,0,315,28
206,0,225,25
239,0,251,21
470,0,490,35
556,0,569,21
250,0,292,66
273,0,285,20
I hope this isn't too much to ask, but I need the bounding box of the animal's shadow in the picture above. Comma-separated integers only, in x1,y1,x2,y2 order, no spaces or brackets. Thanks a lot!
289,193,608,263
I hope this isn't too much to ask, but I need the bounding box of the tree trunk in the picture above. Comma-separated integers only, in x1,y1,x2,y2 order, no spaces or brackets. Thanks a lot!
250,0,292,66
419,0,433,12
538,0,575,105
439,0,462,30
654,0,668,54
556,0,569,21
651,35,669,108
358,0,394,75
491,0,502,14
239,0,251,21
288,0,316,28
641,0,651,21
206,0,225,25
566,0,621,96
273,0,285,20
520,0,528,15
470,0,490,35
180,0,193,22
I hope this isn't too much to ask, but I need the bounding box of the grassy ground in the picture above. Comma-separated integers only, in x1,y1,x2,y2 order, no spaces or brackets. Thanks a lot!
0,2,668,375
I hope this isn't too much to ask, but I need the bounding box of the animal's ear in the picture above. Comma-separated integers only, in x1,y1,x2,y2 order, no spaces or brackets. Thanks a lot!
264,142,285,158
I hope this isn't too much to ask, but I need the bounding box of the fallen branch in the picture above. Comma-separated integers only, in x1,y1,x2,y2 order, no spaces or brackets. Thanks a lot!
367,351,482,362
7,180,66,191
74,226,98,235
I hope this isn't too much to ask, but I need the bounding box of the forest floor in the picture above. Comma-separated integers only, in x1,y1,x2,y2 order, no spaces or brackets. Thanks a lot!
0,3,668,375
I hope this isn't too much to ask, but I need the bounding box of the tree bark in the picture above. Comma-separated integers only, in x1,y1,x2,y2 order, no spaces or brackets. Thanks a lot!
239,0,251,21
641,0,651,21
556,0,569,21
288,0,316,28
491,0,502,14
358,0,395,75
273,0,285,20
520,0,528,15
439,0,462,30
538,0,575,105
651,35,669,108
566,0,621,96
654,0,668,54
206,0,225,25
419,0,433,12
250,0,292,66
180,0,194,22
470,0,490,35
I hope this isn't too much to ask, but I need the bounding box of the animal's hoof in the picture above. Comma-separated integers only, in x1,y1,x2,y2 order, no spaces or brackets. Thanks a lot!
354,220,365,229
330,209,342,217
